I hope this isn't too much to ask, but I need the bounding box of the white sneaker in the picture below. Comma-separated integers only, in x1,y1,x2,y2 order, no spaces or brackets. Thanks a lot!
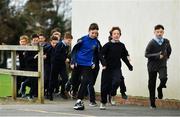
21,93,26,98
111,96,116,106
100,103,106,110
89,102,98,107
73,99,85,110
27,96,34,101
76,99,81,103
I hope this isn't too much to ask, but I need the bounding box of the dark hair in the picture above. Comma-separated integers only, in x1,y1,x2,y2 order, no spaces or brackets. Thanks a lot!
64,32,73,39
89,23,99,31
50,35,59,41
154,24,164,30
108,27,121,41
51,27,61,35
39,33,44,37
31,34,39,39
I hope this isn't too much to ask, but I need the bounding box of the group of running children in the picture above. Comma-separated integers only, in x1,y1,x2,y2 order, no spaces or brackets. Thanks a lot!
16,23,171,110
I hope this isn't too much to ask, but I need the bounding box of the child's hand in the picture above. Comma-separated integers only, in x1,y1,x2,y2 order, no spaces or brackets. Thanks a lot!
43,55,47,59
102,66,106,70
159,51,164,59
91,64,95,69
127,56,131,62
160,55,164,59
65,58,70,63
34,54,38,59
70,64,75,69
128,65,133,71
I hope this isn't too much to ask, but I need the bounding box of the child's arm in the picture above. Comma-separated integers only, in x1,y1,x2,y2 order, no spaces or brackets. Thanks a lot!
54,42,67,64
43,43,51,54
122,57,133,71
121,44,133,71
93,40,106,68
25,51,37,61
66,47,71,63
164,39,172,59
145,40,161,59
70,38,83,66
100,43,110,68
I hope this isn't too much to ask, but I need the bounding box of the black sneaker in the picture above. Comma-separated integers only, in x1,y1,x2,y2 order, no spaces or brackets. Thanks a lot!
121,92,128,99
49,95,53,101
150,101,156,109
150,104,156,109
157,87,163,99
73,99,85,110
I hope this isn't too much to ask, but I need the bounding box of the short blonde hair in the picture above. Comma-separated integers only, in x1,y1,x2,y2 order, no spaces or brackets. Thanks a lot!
20,35,29,42
52,31,61,36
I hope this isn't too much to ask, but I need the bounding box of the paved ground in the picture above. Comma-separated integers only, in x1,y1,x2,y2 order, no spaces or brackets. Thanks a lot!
0,99,180,116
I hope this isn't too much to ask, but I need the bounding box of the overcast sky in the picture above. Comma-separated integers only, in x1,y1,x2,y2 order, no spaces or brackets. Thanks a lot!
9,0,28,8
9,0,71,19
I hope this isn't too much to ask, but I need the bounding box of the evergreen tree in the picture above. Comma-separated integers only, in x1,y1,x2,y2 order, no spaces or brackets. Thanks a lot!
0,0,71,44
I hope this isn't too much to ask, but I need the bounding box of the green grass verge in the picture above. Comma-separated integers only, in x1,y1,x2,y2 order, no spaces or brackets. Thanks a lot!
0,74,12,97
0,74,31,97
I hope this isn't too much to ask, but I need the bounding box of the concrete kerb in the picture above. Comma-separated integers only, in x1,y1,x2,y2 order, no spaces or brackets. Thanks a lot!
1,94,180,110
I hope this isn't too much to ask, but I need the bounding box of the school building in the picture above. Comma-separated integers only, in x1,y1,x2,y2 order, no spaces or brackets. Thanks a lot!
71,0,180,100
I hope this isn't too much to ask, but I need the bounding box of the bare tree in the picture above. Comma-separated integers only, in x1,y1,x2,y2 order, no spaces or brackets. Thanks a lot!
53,0,72,19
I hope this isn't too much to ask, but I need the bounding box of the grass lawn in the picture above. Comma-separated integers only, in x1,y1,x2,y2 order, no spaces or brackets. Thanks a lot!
0,74,12,97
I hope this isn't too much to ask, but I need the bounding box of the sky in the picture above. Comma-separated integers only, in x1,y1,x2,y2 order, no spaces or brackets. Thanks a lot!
9,0,28,9
8,0,72,19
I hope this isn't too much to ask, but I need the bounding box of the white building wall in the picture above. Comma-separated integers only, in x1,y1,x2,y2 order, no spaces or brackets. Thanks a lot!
72,0,180,100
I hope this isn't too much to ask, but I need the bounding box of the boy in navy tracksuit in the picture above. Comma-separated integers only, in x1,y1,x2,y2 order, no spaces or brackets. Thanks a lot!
100,27,133,110
43,36,58,98
21,34,39,99
50,29,62,93
72,23,105,110
17,35,29,97
145,24,171,108
49,32,73,101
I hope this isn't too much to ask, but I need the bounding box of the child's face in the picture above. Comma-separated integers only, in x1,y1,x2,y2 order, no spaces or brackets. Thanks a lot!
154,28,164,39
39,36,46,43
19,39,28,45
64,38,72,46
31,37,39,45
51,40,58,48
89,30,98,39
52,32,61,40
111,30,121,41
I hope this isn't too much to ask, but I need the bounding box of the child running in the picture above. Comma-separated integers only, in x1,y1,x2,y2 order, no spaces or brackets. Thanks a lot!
100,27,133,110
